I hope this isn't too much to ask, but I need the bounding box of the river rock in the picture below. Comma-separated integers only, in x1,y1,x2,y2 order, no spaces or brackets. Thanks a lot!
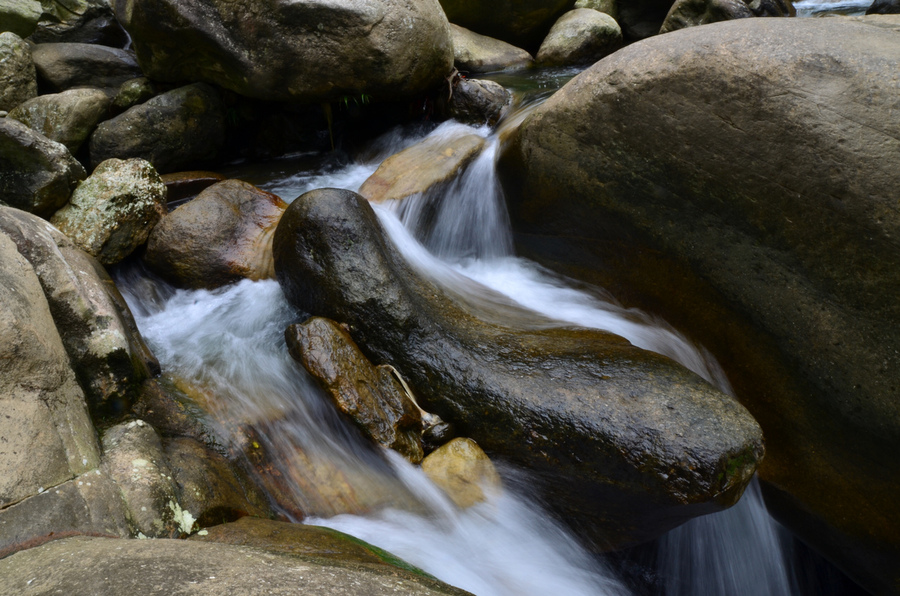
114,0,454,103
89,82,224,173
536,8,623,67
0,232,99,509
273,188,764,549
421,438,501,508
0,117,85,218
436,77,510,126
499,16,900,594
0,536,473,596
287,317,425,464
0,206,158,412
450,24,533,73
660,0,794,34
160,170,226,205
144,179,285,289
31,0,130,46
51,158,167,265
111,76,156,112
0,32,37,112
7,87,111,154
31,42,142,91
439,0,573,47
0,0,41,37
359,129,486,204
575,0,619,20
867,0,900,12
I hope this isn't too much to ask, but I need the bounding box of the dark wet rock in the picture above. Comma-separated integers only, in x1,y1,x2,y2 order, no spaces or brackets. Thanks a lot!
144,179,285,289
867,0,900,13
30,43,142,92
287,317,425,464
7,87,111,154
111,76,157,113
0,32,37,112
115,0,454,103
436,77,510,126
89,82,224,173
160,170,226,205
499,16,900,594
30,0,129,46
450,24,533,73
660,0,794,34
421,438,501,508
0,206,158,412
536,8,623,67
0,117,85,218
0,536,473,595
439,0,573,47
0,231,99,509
273,188,764,549
575,0,619,20
359,129,485,204
51,158,167,265
0,0,41,38
618,0,676,38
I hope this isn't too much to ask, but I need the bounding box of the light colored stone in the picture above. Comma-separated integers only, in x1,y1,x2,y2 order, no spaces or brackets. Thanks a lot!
421,438,501,508
0,31,37,112
575,0,619,20
51,158,167,265
0,0,41,38
536,8,623,67
450,24,533,73
8,87,111,154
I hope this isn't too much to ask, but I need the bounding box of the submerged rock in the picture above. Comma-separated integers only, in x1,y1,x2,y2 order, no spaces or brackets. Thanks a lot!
421,438,501,508
450,24,533,73
536,8,623,67
144,179,285,289
0,117,85,218
30,42,142,91
115,0,454,103
0,32,37,112
51,158,167,265
287,317,425,464
8,87,111,154
273,188,764,549
89,82,224,173
500,16,900,594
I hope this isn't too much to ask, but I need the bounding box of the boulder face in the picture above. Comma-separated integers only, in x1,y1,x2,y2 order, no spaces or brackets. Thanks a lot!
0,0,41,38
438,0,573,47
499,16,900,594
8,87,112,154
144,179,286,289
114,0,454,103
30,42,143,91
535,8,623,67
660,0,794,34
0,117,86,218
89,82,225,173
449,24,533,73
0,32,38,112
273,188,764,549
30,0,130,46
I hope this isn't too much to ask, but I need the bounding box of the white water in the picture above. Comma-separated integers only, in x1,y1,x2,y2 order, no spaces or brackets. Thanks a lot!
794,0,871,16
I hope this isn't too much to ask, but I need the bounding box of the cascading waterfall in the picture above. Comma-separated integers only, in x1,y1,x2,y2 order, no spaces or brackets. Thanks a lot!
117,72,860,595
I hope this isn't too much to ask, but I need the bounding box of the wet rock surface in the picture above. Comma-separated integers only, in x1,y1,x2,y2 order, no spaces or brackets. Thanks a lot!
273,188,764,549
436,77,510,126
501,16,900,594
421,438,501,508
144,179,286,289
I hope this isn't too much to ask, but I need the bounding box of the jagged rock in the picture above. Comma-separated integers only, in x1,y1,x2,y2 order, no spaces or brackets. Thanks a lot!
0,32,37,112
0,206,158,411
89,82,224,173
0,0,41,38
287,317,425,464
536,8,623,67
499,16,900,594
0,117,85,218
436,77,510,126
115,0,454,103
30,0,129,46
0,536,473,595
8,87,111,154
450,24,533,73
51,158,167,265
30,42,142,91
359,128,485,204
660,0,794,34
144,179,285,289
421,438,501,508
273,188,764,549
438,0,573,47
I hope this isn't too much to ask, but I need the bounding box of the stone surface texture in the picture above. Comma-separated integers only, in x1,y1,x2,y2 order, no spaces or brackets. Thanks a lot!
450,24,533,73
8,87,111,154
30,42,142,91
421,438,501,508
0,31,37,112
536,8,623,67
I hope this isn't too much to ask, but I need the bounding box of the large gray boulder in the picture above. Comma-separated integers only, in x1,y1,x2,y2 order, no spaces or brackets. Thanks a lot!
536,8,623,67
273,188,764,550
438,0,573,47
450,24,533,73
0,31,37,112
114,0,454,103
499,16,900,594
89,83,224,173
30,42,142,91
8,87,111,154
0,118,85,218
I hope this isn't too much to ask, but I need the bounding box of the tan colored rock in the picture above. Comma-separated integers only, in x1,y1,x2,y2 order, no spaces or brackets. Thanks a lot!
421,438,501,508
144,179,286,289
8,87,111,154
51,157,167,265
536,9,623,67
450,24,533,73
439,0,572,47
359,130,485,204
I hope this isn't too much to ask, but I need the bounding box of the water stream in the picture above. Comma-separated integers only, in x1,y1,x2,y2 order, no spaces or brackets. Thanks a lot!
118,66,864,595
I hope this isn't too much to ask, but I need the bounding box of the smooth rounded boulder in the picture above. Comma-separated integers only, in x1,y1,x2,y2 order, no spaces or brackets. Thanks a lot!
114,0,454,103
273,188,764,550
450,24,533,73
8,87,112,154
500,16,900,594
30,42,142,91
536,8,623,67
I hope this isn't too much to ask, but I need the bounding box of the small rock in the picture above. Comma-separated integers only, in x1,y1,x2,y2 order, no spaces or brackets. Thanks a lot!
8,87,111,154
450,24,533,73
0,31,38,112
437,77,511,127
111,77,157,112
421,438,502,508
51,158,167,265
536,8,623,67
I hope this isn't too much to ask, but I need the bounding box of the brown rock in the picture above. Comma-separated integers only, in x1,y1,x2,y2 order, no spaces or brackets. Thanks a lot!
421,438,501,508
450,24,533,73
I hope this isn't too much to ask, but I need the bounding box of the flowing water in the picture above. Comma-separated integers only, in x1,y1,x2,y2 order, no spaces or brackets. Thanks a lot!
118,68,865,595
